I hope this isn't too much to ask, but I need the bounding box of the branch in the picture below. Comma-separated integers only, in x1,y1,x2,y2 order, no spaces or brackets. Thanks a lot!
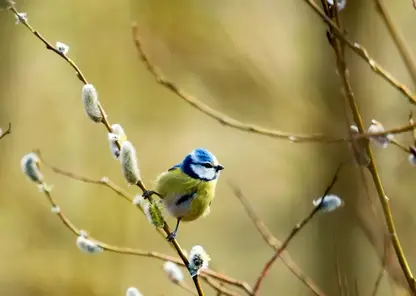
229,182,326,296
302,0,416,106
373,0,416,86
327,6,416,294
37,183,248,296
205,277,242,296
252,163,343,295
130,23,416,144
9,5,204,295
130,23,342,144
0,122,11,140
34,151,252,295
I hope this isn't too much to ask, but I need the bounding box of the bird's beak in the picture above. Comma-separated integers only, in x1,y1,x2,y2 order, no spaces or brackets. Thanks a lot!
216,164,224,171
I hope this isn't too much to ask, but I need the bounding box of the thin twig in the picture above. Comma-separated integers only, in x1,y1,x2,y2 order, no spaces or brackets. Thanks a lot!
389,139,411,153
34,151,251,295
0,122,12,140
130,23,341,143
334,243,345,296
229,182,326,296
302,0,416,106
371,237,390,296
409,112,416,147
328,6,416,294
205,277,242,296
130,23,416,144
9,5,205,295
38,184,250,296
252,163,343,295
373,0,416,86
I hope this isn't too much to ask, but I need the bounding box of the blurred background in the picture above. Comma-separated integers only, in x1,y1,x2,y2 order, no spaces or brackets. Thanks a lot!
1,0,416,295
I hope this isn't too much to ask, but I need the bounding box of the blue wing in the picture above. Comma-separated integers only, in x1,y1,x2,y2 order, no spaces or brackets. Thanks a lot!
168,164,181,171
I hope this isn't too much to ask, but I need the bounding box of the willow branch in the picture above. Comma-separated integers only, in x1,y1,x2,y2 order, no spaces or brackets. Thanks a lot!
328,6,416,294
205,277,242,296
131,23,416,144
130,23,342,144
0,122,12,140
229,182,325,296
37,184,248,296
8,5,207,295
302,0,416,106
373,0,416,86
34,151,251,295
252,164,342,295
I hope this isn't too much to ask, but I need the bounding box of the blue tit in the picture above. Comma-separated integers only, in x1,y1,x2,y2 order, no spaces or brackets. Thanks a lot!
150,148,224,241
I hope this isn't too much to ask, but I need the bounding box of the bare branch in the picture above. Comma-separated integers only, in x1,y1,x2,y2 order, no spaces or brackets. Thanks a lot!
252,163,343,295
328,5,416,294
34,151,252,295
229,182,325,296
131,23,416,144
0,122,12,140
302,0,416,105
38,183,249,296
373,0,416,86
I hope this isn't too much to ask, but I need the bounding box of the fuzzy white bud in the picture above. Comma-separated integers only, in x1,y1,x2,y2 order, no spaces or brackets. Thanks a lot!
313,194,344,212
368,120,391,148
0,0,15,10
409,147,416,166
188,245,210,277
56,42,70,55
409,154,416,166
81,84,103,123
108,124,127,159
163,261,184,283
327,0,346,10
15,12,27,24
21,152,44,184
76,236,103,254
79,229,88,238
125,287,143,296
120,141,141,185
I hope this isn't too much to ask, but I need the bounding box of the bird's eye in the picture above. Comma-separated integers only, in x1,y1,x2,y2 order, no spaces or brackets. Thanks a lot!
201,162,213,168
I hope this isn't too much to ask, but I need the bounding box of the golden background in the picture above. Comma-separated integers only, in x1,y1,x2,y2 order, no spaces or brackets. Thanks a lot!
1,0,416,295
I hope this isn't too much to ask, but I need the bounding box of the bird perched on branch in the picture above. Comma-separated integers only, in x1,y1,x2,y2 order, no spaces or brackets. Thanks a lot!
145,148,224,241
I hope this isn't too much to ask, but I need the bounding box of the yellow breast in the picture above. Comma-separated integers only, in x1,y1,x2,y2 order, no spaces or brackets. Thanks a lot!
155,168,218,221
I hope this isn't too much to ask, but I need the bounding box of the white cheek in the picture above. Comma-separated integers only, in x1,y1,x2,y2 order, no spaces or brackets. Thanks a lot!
190,164,216,180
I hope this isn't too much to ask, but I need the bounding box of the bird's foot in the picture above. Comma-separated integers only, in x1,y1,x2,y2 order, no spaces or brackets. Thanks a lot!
166,231,177,242
142,190,155,199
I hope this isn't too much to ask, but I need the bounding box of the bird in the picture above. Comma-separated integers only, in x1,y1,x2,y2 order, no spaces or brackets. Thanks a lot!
145,148,224,241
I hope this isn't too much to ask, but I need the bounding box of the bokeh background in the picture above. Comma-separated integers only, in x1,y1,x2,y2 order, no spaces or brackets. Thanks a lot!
1,0,416,295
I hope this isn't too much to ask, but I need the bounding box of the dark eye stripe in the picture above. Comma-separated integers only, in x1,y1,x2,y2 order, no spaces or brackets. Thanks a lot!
201,162,213,168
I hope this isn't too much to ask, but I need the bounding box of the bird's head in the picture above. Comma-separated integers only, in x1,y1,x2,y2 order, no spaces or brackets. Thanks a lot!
181,148,224,181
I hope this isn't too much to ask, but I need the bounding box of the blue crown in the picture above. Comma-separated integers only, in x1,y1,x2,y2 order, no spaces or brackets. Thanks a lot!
180,148,223,181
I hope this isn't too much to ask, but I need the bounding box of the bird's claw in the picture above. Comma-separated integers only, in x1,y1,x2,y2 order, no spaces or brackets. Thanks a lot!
142,190,155,199
166,231,177,242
